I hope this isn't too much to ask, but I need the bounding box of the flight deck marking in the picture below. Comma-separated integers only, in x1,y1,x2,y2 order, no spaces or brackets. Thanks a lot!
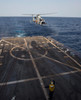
42,70,81,79
10,41,47,61
2,37,81,72
44,37,81,68
24,38,49,100
10,46,47,61
0,70,81,86
1,39,19,46
44,56,80,71
0,37,81,89
10,46,31,61
1,38,48,61
0,77,38,86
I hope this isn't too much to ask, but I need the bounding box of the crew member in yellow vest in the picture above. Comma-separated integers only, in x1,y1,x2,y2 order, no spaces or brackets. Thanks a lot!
49,81,55,100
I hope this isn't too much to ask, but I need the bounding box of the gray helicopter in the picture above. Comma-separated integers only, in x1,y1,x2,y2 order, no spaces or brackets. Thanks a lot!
23,13,56,25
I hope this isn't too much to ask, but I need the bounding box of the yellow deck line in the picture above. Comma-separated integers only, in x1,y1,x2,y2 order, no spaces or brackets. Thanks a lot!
44,37,81,67
44,56,80,71
0,70,80,86
24,38,49,100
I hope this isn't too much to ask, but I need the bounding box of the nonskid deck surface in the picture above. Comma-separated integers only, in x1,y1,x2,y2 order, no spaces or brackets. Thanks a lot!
0,36,81,100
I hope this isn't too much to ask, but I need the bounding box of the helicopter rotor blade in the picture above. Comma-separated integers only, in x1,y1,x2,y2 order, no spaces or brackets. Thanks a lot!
22,12,57,16
22,14,33,15
39,12,57,15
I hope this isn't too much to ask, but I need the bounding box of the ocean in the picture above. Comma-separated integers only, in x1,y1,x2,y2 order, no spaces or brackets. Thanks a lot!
0,17,81,56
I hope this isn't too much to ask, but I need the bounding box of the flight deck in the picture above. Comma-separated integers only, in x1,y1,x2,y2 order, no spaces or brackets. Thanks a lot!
0,36,81,100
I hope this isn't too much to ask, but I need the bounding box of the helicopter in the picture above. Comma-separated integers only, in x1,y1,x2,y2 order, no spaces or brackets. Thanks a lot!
32,14,46,25
23,13,56,25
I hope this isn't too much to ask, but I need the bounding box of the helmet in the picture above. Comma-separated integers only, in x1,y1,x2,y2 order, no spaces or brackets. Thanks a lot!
50,81,53,84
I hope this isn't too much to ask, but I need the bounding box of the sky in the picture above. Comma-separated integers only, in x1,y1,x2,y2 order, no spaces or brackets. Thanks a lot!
0,0,81,17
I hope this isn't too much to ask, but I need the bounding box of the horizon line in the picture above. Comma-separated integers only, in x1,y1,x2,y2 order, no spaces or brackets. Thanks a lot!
0,16,81,18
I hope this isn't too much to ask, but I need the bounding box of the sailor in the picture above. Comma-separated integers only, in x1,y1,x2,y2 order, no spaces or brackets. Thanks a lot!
49,80,55,100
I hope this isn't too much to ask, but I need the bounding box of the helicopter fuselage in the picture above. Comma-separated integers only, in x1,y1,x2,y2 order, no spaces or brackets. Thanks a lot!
33,14,46,25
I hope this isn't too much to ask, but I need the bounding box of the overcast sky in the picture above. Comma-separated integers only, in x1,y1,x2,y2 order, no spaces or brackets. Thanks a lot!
0,0,81,17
